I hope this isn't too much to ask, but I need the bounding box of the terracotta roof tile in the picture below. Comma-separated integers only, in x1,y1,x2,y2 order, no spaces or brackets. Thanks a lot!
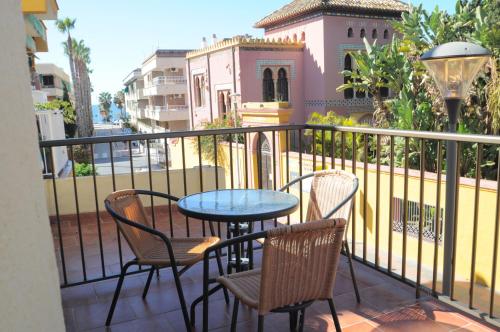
255,0,408,28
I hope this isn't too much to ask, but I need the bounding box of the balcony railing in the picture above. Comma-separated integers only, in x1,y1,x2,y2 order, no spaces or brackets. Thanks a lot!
152,75,186,86
39,124,500,322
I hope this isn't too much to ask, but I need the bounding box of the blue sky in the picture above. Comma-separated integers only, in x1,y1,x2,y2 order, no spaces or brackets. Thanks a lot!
37,0,457,103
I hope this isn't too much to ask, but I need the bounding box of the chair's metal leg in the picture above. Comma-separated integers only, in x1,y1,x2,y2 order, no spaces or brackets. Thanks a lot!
258,315,265,332
327,299,342,332
343,241,361,303
215,249,230,304
298,308,305,332
171,264,191,331
289,310,298,332
142,267,155,299
105,261,135,326
230,298,239,332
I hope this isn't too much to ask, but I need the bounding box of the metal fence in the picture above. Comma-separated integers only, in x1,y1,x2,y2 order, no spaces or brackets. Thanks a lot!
39,124,500,320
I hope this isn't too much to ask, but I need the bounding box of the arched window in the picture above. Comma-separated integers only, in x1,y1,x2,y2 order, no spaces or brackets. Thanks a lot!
218,91,227,118
347,28,353,38
277,68,289,102
194,76,201,107
383,29,389,39
360,29,365,38
293,33,297,42
372,29,377,39
355,70,366,98
262,68,275,102
343,55,353,99
200,76,205,106
301,32,306,41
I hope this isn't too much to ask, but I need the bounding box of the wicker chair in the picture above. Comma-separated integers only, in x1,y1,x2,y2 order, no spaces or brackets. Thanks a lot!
103,189,228,330
216,219,346,332
267,169,361,303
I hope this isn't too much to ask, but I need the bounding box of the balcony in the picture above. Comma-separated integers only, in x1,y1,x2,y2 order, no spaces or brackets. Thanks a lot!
145,105,189,122
143,76,187,96
39,125,500,331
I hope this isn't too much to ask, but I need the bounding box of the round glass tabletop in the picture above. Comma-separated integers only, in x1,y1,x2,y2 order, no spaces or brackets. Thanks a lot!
177,189,299,222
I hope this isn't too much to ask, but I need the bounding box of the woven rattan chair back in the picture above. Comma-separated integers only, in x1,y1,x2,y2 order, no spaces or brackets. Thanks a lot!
258,219,345,315
105,190,157,261
305,169,356,224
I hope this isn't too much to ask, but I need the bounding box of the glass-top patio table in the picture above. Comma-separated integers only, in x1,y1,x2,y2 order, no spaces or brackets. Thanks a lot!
177,189,299,271
177,189,299,330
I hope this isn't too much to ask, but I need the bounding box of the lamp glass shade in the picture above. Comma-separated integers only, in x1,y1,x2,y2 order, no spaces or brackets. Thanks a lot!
422,55,489,99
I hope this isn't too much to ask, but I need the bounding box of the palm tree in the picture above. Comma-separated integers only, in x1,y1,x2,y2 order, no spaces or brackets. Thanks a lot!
99,92,112,122
56,18,91,136
113,90,125,119
72,40,94,135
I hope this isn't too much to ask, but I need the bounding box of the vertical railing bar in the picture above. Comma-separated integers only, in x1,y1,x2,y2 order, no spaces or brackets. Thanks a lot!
432,141,443,295
363,134,368,262
229,134,234,189
402,137,409,280
416,138,426,298
286,129,290,225
244,133,249,189
450,142,461,300
49,147,67,285
90,144,106,278
388,136,395,275
272,131,277,228
146,140,156,229
375,135,381,268
341,132,346,170
331,129,335,169
257,133,264,230
109,142,123,270
164,138,174,238
312,129,317,171
489,149,500,318
351,132,357,257
321,129,326,170
181,137,190,237
69,146,87,280
299,129,303,223
128,140,135,189
197,136,206,237
213,134,221,237
469,143,482,308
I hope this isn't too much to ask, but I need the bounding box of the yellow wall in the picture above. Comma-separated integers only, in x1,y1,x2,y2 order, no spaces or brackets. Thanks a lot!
44,166,224,215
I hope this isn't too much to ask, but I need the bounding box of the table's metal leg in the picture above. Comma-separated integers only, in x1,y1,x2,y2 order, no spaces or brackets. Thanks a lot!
248,222,254,270
235,222,241,272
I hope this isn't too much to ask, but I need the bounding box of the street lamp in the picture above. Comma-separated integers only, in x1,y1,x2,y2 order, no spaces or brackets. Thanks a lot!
420,41,491,296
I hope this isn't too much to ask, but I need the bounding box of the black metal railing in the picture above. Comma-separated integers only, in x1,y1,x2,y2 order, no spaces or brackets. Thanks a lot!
40,124,500,322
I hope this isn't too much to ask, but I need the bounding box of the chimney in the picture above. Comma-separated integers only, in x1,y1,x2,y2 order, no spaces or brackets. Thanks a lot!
201,37,208,48
212,34,218,45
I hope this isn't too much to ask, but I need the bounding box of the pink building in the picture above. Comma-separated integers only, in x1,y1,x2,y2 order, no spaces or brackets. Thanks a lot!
187,0,407,129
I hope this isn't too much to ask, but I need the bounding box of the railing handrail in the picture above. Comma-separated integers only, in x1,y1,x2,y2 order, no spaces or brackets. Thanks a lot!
39,123,500,148
151,75,186,86
308,124,500,145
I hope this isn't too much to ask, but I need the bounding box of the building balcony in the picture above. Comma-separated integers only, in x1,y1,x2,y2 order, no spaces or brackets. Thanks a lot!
39,124,500,331
145,105,189,122
143,76,187,96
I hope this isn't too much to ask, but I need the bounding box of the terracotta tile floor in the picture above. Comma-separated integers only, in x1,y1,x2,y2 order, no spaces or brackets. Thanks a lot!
53,208,499,331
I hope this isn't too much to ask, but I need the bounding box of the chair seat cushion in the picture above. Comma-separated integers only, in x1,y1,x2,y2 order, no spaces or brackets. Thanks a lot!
140,236,220,266
217,269,261,309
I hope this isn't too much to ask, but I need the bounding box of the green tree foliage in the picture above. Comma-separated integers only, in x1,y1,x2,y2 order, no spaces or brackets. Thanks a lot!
195,116,242,165
335,0,499,179
113,90,125,119
74,162,96,177
98,92,112,122
35,100,77,138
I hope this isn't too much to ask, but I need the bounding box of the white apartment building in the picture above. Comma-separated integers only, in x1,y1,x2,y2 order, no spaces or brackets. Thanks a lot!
123,49,191,134
35,63,72,101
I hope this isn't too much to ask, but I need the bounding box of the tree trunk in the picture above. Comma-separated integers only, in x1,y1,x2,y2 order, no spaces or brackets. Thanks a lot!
372,91,390,128
67,35,85,137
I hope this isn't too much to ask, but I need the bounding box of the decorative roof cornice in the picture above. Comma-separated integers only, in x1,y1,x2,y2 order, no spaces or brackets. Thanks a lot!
255,0,409,29
186,36,303,59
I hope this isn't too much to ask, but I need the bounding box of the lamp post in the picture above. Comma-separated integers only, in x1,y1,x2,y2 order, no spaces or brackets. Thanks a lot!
420,42,491,296
230,93,242,188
